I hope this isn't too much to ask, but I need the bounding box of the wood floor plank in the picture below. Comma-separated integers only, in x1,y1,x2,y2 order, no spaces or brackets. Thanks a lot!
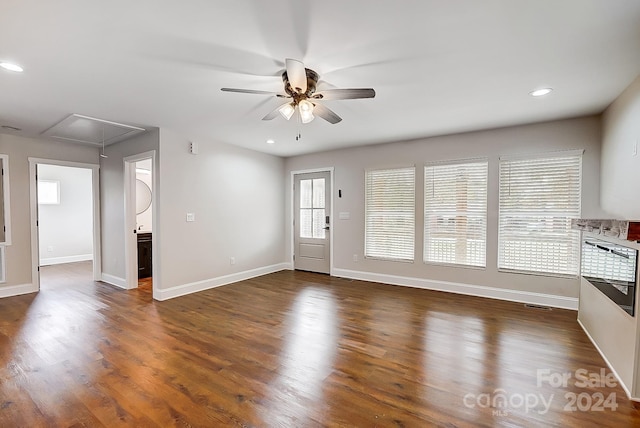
1,261,640,427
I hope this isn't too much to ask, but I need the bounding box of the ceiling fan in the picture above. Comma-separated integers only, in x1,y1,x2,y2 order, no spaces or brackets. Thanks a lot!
221,59,375,124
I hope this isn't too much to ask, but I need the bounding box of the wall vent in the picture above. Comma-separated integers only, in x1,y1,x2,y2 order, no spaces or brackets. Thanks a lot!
524,304,552,310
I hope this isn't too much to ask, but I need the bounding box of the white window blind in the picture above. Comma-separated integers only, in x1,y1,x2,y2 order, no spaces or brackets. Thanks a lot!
365,167,415,261
498,153,582,276
424,161,488,267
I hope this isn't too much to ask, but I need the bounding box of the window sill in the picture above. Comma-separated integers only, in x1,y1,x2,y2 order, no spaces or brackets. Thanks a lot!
424,261,486,270
364,256,414,264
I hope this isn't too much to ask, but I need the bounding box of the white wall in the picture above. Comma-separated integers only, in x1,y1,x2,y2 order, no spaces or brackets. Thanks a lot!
136,158,152,233
285,116,605,303
0,133,98,291
601,74,640,218
157,129,286,297
100,129,159,283
38,164,93,265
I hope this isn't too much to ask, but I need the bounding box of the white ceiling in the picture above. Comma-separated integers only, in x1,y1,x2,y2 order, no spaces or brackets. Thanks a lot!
1,0,640,157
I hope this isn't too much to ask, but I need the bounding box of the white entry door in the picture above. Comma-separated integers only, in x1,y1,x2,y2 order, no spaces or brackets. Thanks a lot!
294,172,331,274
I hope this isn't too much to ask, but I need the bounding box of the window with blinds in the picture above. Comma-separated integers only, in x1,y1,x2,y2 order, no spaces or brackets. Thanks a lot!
424,160,488,267
498,152,582,276
365,167,415,261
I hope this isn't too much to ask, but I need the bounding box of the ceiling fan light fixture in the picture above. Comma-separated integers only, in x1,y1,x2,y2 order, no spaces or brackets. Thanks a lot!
300,111,315,124
298,99,315,123
222,58,375,126
278,103,295,120
298,99,314,113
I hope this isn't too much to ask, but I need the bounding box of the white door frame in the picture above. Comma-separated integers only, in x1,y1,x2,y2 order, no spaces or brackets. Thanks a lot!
29,158,101,289
290,167,334,275
123,151,158,293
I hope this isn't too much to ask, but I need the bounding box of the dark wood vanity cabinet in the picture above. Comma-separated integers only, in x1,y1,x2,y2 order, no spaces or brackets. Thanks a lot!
137,232,152,279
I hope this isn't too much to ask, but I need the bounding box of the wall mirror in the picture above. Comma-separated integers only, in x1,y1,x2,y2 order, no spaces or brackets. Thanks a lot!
136,179,152,214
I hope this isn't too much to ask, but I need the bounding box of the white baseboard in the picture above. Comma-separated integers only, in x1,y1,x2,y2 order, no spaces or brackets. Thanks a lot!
40,254,93,266
0,282,38,298
100,273,127,289
155,263,289,301
332,268,579,310
577,319,637,401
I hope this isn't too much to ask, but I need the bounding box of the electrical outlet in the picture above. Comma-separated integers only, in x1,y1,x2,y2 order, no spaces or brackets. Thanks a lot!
230,257,236,265
47,246,54,252
353,254,358,262
186,213,195,222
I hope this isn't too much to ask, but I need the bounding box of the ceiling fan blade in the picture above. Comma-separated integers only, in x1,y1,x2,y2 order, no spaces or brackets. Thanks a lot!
285,58,307,93
221,88,286,97
313,88,376,100
262,102,290,121
312,102,342,124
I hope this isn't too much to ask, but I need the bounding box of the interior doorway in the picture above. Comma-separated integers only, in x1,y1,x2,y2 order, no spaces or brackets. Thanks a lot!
124,151,156,293
29,159,101,290
293,169,333,274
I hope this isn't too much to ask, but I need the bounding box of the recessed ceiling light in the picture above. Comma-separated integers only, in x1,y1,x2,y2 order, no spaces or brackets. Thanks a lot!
0,62,24,72
530,88,553,97
266,139,275,144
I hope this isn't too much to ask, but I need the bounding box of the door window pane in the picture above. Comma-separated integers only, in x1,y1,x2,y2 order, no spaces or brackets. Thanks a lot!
313,209,326,239
299,178,326,239
300,179,312,209
313,179,325,208
300,209,312,238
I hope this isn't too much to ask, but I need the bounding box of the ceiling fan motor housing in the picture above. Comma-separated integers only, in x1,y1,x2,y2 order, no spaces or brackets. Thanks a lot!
282,68,319,99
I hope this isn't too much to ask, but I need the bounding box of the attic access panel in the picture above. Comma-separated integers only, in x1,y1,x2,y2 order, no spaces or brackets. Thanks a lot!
42,114,145,146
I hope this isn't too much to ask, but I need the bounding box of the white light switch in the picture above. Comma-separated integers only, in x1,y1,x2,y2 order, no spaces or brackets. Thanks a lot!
186,213,195,222
339,212,350,220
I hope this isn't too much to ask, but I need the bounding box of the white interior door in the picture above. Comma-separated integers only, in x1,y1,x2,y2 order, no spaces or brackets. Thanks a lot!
294,172,331,274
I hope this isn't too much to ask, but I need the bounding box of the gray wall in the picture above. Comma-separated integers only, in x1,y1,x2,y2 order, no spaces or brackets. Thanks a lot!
38,164,93,264
0,133,98,288
285,116,605,299
601,74,640,218
157,129,285,290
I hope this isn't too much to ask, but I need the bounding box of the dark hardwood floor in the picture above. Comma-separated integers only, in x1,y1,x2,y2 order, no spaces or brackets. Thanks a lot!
1,262,639,427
